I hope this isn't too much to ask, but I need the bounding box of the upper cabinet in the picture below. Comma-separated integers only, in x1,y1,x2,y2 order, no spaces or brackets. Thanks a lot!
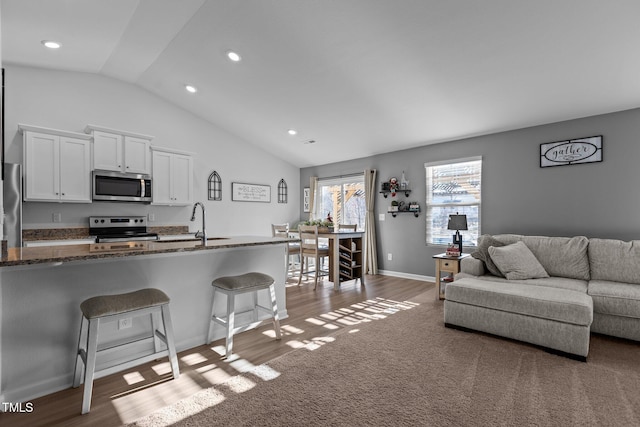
85,125,152,174
20,124,92,203
151,146,194,206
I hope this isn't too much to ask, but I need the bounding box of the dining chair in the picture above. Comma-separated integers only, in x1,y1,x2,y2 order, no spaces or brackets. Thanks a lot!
338,224,357,231
297,225,330,289
271,223,300,276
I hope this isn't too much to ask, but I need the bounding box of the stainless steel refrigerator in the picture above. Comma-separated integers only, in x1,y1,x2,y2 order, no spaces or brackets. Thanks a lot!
3,163,22,248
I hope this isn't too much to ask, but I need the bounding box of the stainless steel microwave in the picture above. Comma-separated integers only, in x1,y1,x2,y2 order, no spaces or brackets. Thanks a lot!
92,170,152,203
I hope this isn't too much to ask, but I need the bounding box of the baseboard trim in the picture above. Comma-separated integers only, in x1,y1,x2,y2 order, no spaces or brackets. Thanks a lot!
378,270,435,283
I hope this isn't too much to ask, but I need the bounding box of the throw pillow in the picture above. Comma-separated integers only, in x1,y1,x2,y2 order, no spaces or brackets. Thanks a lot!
471,235,507,277
488,241,550,280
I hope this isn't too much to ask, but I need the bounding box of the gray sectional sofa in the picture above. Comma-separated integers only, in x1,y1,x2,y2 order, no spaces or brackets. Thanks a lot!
444,234,640,361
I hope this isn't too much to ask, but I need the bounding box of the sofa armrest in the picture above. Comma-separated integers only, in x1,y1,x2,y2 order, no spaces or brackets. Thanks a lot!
461,257,485,276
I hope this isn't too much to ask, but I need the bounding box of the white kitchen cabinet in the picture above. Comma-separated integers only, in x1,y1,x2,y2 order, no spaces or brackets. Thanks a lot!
151,147,194,206
20,124,92,203
85,125,152,174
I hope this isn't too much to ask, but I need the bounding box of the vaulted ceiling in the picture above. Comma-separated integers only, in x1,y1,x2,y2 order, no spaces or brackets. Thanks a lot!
3,1,640,168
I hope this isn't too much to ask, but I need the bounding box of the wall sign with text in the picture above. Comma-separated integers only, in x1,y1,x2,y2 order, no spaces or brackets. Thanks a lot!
540,135,603,168
231,182,271,202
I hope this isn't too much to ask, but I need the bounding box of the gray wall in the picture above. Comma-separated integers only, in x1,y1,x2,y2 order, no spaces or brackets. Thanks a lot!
301,107,640,278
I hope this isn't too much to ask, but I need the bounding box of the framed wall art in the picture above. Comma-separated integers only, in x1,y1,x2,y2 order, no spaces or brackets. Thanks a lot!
303,188,310,212
231,182,271,202
540,135,603,168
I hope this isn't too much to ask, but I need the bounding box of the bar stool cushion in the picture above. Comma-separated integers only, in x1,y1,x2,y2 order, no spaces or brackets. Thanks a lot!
80,288,170,319
211,272,274,291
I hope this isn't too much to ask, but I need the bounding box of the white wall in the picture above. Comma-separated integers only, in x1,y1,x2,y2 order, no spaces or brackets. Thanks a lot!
1,14,4,241
3,65,300,235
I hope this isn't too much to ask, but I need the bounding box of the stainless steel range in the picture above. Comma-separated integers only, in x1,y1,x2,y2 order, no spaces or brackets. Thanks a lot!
90,216,158,243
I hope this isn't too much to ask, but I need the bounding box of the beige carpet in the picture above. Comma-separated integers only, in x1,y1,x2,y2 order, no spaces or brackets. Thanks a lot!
130,290,640,426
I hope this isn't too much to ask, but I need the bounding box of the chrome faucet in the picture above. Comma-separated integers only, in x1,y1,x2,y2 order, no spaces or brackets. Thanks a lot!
190,202,207,245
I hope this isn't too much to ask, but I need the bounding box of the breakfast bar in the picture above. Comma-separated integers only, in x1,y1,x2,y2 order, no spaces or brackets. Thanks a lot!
0,236,292,403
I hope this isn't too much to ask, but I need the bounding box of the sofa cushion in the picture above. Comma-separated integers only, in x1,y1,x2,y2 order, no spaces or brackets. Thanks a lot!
455,272,588,293
589,238,640,285
446,277,593,326
488,241,550,280
459,257,486,276
588,280,640,319
492,234,590,281
471,235,506,277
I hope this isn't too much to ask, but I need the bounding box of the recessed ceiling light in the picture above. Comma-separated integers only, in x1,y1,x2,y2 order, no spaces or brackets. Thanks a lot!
185,85,198,93
41,40,61,49
226,51,241,62
287,129,297,136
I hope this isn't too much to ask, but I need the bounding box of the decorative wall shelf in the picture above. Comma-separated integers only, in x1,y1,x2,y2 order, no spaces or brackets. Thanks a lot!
380,189,411,198
388,209,420,218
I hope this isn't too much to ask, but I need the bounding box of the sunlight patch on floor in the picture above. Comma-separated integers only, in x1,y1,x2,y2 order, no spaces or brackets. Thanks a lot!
262,329,279,338
229,358,258,374
123,371,145,385
223,375,256,394
112,374,202,421
288,336,337,351
285,340,307,349
320,312,340,320
302,297,422,331
306,317,326,325
117,295,424,425
198,365,233,384
323,323,340,330
151,361,173,376
121,386,227,427
250,364,281,381
181,352,209,366
282,324,305,334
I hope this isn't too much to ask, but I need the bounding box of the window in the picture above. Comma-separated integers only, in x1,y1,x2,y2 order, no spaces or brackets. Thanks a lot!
425,157,481,247
314,174,366,230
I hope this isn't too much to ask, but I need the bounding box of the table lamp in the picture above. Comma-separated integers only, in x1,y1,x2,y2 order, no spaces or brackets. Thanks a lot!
447,213,468,254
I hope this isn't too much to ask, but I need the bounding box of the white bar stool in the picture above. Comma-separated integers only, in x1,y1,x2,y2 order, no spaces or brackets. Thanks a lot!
72,288,180,414
207,272,282,358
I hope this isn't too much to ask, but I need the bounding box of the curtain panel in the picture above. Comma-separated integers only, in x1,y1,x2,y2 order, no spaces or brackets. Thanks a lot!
309,176,318,220
364,169,378,274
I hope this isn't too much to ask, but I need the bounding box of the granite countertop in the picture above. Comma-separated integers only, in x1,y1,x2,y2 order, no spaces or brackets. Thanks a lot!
0,236,297,268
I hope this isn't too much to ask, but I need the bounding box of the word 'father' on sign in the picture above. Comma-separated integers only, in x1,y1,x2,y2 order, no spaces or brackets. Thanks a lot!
540,135,603,168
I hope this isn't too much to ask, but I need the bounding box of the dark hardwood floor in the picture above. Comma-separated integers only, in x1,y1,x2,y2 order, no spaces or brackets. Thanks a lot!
0,274,432,427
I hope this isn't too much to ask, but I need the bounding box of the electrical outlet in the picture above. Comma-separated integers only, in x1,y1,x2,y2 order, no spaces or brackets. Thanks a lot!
118,317,132,330
388,253,393,261
52,213,62,223
148,213,155,222
379,214,385,221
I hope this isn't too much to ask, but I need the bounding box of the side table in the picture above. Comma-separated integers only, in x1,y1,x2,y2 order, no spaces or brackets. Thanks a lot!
433,253,470,300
